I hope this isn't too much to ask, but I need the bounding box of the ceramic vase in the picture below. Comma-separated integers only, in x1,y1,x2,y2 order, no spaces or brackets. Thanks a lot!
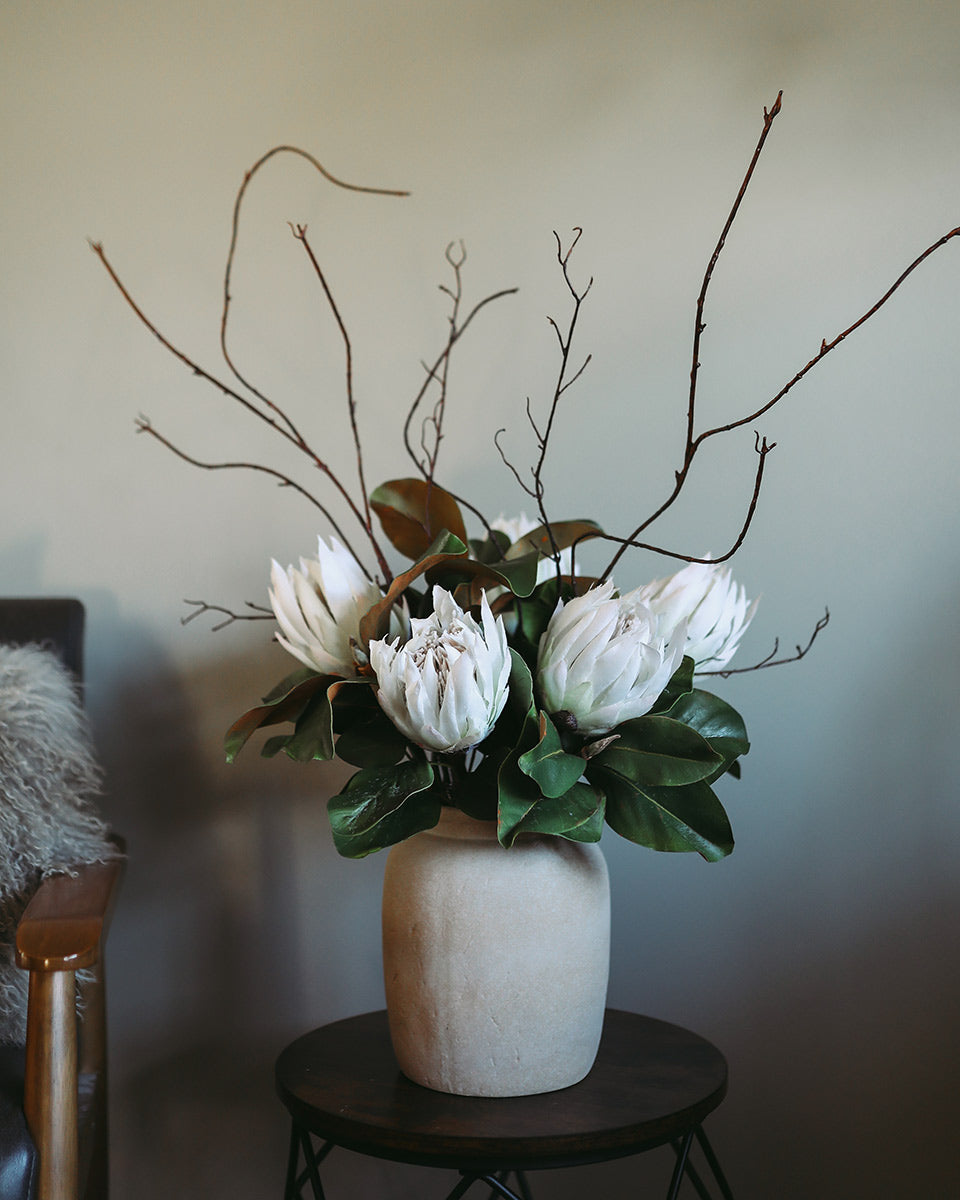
381,805,610,1097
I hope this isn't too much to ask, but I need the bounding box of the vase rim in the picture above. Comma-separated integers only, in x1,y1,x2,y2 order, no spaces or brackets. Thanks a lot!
426,805,498,841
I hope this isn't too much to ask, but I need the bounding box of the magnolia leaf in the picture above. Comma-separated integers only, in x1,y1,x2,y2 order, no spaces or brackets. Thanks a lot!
517,587,561,650
483,649,536,754
328,677,383,734
283,676,384,763
511,780,606,843
511,519,603,559
357,531,468,649
651,656,695,714
261,665,320,704
370,478,468,560
480,552,542,597
495,676,546,846
470,530,512,563
592,715,723,787
225,671,334,763
335,710,409,767
328,760,438,858
260,735,291,758
518,712,585,799
454,756,502,822
496,743,545,846
510,575,599,658
425,550,541,599
662,688,750,771
281,689,336,761
592,767,734,861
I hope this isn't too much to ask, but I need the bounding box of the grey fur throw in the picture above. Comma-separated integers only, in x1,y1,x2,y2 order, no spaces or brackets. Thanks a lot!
0,642,116,1043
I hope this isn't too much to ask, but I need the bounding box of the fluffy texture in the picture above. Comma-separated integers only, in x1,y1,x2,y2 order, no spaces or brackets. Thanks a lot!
0,643,116,1043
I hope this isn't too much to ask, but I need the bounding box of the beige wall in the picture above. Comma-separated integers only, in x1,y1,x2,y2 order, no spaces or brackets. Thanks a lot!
3,2,959,1196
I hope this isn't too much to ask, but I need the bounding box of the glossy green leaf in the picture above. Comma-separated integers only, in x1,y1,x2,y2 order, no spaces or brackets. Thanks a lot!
483,552,542,598
482,649,536,754
281,689,335,761
662,688,750,773
261,665,321,704
651,656,695,714
329,677,383,734
510,519,603,559
225,671,334,763
328,760,438,858
260,734,291,758
518,712,586,798
591,766,734,861
425,550,542,600
513,577,561,650
510,780,606,843
370,478,468,560
470,529,511,563
496,741,547,846
592,715,723,787
454,756,502,822
335,709,409,767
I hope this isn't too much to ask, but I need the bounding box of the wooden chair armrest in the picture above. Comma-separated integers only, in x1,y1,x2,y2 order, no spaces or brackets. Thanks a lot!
16,858,124,973
14,849,124,1200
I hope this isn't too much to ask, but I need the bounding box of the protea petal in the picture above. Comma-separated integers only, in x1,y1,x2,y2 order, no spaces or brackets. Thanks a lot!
537,582,685,735
369,586,511,754
268,537,385,677
636,559,756,670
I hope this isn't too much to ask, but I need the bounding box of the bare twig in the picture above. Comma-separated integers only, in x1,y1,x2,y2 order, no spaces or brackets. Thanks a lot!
601,93,782,582
582,432,775,567
220,144,408,428
291,223,391,581
181,599,273,631
686,93,782,452
399,252,518,542
92,240,387,582
701,609,830,677
134,416,372,572
600,90,960,583
494,427,536,498
693,222,960,443
424,242,467,484
402,275,518,473
511,229,594,569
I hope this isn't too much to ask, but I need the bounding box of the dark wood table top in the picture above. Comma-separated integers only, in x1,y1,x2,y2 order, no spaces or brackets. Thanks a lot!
275,1009,728,1171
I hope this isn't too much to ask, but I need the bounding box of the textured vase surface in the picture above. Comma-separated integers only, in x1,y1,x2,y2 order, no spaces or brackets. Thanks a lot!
382,806,610,1097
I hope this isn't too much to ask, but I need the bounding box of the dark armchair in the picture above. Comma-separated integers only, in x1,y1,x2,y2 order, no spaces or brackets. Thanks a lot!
0,600,123,1200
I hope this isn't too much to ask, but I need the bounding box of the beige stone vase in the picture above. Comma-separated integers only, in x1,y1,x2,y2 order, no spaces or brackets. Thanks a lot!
381,805,610,1098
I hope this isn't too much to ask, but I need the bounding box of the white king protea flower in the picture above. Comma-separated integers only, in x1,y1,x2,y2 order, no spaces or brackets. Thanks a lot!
370,586,511,754
537,580,685,736
636,559,757,671
269,536,386,677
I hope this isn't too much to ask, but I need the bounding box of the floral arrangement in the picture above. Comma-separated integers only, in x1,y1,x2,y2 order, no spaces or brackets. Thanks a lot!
92,95,957,859
247,526,759,860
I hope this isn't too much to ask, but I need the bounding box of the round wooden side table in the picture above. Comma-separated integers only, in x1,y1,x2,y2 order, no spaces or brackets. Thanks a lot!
275,1008,735,1199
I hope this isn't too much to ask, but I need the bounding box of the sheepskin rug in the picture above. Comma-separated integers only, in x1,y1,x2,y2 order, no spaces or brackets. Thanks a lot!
0,642,116,1043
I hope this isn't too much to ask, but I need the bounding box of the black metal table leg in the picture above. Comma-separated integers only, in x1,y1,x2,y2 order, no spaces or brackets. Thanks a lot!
284,1125,334,1200
443,1172,525,1200
667,1125,736,1200
695,1127,735,1200
666,1129,695,1200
